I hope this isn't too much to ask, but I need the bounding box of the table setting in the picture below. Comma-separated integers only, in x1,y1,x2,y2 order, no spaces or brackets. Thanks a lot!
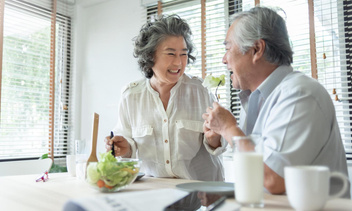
1,171,352,211
1,114,351,211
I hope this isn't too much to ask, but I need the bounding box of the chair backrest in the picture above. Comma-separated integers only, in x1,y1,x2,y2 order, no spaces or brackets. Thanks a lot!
0,159,53,176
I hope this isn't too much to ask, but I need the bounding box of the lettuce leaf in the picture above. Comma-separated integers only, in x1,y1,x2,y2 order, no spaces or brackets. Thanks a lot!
202,74,225,89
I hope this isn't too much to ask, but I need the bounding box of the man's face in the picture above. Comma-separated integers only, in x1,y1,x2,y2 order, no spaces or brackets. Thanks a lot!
222,22,254,91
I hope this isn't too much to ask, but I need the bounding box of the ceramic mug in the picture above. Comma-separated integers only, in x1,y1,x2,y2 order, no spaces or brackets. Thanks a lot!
284,165,349,210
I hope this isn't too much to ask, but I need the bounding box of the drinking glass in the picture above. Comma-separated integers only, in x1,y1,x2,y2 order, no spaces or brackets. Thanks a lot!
74,139,89,180
232,135,264,208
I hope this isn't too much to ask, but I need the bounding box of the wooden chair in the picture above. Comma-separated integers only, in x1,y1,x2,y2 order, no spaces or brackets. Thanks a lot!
0,159,53,176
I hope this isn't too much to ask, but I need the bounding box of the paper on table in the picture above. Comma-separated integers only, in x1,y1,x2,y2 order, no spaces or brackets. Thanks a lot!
63,188,189,211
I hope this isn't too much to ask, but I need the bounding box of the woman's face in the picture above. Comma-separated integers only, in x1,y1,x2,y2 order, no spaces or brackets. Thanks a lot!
151,36,188,86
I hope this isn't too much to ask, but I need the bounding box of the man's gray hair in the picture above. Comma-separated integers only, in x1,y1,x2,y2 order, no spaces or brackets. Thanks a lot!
230,6,293,65
133,14,196,79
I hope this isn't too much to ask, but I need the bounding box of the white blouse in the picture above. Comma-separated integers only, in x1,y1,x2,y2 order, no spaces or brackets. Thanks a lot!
113,74,227,181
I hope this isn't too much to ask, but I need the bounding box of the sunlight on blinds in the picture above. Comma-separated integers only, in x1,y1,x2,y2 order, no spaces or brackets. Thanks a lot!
54,0,75,164
0,0,74,161
232,0,352,159
162,0,231,108
163,0,203,79
144,0,352,159
228,0,254,120
261,0,352,159
205,0,230,108
314,0,352,158
0,0,52,159
260,0,312,75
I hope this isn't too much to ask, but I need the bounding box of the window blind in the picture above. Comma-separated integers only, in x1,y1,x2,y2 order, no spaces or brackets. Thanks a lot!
312,0,352,159
342,0,352,159
163,0,203,79
204,0,230,108
144,0,352,160
0,0,74,163
229,0,352,160
54,0,75,165
146,0,231,108
260,1,312,75
228,0,255,120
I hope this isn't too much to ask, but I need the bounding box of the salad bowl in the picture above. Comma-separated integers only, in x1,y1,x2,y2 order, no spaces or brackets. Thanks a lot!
86,152,141,192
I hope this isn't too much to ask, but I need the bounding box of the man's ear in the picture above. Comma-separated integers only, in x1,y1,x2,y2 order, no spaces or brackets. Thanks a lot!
252,39,265,63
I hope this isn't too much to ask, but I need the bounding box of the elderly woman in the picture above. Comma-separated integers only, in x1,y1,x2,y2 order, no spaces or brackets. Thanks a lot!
105,15,227,181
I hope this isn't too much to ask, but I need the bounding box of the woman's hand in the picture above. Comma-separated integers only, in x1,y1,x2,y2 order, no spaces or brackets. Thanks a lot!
104,135,132,158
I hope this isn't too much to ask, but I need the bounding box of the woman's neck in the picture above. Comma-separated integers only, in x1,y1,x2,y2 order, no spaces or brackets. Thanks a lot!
150,77,177,110
150,77,176,95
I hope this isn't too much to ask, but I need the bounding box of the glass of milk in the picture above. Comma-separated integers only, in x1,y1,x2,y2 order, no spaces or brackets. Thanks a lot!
232,135,264,208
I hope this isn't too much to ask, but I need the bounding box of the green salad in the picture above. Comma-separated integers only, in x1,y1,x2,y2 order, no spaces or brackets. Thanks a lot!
86,151,140,192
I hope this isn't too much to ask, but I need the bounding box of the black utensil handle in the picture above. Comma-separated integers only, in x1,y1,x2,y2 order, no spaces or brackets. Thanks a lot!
110,131,115,156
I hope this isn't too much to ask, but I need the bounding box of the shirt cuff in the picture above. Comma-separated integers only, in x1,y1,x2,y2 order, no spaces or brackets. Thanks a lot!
263,145,290,177
203,136,228,156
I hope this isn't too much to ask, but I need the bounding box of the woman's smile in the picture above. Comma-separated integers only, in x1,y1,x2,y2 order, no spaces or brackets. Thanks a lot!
168,69,180,74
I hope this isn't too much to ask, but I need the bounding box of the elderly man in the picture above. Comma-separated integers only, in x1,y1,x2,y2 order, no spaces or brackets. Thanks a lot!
202,6,350,198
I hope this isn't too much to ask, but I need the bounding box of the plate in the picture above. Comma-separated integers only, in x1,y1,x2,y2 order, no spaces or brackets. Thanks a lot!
135,172,145,181
176,181,234,196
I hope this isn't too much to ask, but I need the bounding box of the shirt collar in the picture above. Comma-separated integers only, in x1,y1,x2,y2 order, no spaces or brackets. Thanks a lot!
239,65,293,100
257,65,293,100
147,74,184,96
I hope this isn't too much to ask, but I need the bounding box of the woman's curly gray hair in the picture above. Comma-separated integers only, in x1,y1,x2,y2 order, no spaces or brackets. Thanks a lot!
133,14,196,79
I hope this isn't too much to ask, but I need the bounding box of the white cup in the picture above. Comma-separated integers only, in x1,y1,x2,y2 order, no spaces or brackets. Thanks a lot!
66,155,76,177
232,135,264,208
285,165,349,210
75,154,88,180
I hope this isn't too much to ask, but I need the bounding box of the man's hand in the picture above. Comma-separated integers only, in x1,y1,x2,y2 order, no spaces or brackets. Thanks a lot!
202,102,243,144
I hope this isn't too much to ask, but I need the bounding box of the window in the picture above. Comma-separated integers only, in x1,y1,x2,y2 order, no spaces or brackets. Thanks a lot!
143,0,352,160
228,1,254,121
0,0,74,164
229,0,352,160
145,0,231,108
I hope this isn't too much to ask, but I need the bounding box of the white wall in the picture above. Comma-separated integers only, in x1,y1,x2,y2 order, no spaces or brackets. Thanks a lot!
74,0,144,155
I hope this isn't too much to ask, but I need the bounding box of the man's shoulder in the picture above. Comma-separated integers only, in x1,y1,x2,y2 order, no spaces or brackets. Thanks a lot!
277,71,332,104
282,71,323,90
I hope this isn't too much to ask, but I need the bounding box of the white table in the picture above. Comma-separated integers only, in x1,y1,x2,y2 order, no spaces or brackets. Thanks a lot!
0,173,351,211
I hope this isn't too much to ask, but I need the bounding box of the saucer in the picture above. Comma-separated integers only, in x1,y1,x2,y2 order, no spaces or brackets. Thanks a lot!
176,181,234,196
